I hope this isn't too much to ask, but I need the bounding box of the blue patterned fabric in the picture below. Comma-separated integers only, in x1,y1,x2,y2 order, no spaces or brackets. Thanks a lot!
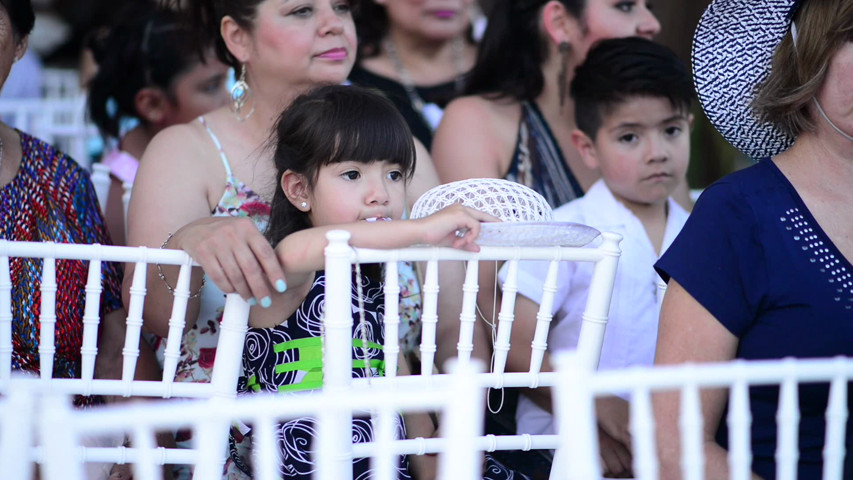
656,160,853,479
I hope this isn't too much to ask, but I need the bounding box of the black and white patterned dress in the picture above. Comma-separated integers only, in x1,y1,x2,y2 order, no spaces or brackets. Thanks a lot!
233,271,411,479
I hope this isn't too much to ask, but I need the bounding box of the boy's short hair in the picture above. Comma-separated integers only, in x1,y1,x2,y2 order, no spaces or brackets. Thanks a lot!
571,37,694,139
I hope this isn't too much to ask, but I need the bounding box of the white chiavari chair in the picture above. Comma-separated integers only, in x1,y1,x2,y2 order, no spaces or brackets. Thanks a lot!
33,359,486,480
321,228,622,473
551,352,853,480
0,240,250,476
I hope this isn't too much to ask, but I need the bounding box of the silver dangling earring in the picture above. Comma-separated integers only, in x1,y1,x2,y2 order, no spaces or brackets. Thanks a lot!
557,41,571,108
230,64,255,121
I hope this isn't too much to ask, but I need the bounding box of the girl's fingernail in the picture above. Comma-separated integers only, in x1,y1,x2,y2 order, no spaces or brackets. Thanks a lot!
247,298,258,307
275,279,288,293
261,296,272,308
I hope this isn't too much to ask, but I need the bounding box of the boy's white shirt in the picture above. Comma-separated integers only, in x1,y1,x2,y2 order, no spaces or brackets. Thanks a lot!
498,178,689,436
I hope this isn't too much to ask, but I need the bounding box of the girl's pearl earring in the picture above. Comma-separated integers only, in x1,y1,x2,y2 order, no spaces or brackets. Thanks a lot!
301,202,308,209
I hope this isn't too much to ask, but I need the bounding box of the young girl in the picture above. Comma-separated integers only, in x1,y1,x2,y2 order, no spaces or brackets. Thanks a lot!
86,2,229,245
232,85,492,479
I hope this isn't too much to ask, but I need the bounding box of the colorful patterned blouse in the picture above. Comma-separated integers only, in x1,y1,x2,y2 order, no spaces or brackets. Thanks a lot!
0,131,123,378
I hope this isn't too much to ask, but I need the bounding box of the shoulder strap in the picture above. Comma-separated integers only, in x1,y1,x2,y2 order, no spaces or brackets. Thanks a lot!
197,116,233,177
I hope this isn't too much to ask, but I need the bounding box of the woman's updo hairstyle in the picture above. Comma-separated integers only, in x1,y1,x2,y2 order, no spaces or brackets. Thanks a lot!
465,0,583,100
0,0,35,39
162,0,263,69
87,2,206,139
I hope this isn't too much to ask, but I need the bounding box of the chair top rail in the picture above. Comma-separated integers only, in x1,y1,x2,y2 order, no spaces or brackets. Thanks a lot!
51,386,463,436
0,240,194,266
0,378,218,398
350,245,606,264
348,371,559,391
581,356,853,394
353,434,561,457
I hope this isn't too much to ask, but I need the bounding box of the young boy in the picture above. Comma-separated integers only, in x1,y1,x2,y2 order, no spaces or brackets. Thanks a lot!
503,37,693,470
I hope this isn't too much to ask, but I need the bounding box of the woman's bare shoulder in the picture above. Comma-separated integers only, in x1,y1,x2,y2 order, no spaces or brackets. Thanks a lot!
432,95,522,182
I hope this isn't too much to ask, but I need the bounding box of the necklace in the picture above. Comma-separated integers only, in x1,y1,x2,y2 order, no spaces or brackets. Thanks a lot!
385,36,466,132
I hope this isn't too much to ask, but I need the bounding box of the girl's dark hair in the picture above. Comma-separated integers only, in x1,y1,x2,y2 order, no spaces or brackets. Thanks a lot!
0,0,35,39
571,37,694,138
266,85,416,245
465,0,583,100
87,2,208,139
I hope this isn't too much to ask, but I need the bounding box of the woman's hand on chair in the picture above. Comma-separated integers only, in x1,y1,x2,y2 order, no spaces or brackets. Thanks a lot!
172,216,287,302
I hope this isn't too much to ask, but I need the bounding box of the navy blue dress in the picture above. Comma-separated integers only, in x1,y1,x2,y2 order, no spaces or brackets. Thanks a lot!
655,159,853,479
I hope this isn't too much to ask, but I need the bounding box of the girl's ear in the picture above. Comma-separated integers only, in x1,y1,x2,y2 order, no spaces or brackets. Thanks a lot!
570,129,600,170
134,87,171,125
281,170,311,211
220,15,251,64
541,0,581,47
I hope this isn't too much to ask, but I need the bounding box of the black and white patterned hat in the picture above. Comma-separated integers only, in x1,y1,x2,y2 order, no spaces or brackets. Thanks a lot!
692,0,800,160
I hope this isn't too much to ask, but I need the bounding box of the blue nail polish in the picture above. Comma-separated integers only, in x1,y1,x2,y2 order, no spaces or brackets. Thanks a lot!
247,298,257,307
261,296,272,308
275,279,288,293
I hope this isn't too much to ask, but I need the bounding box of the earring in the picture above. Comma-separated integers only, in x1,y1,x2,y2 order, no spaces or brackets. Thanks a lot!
557,41,571,108
230,64,255,122
300,202,308,209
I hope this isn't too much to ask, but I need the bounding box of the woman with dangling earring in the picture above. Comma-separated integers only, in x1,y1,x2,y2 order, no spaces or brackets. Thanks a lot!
348,0,479,150
124,2,470,475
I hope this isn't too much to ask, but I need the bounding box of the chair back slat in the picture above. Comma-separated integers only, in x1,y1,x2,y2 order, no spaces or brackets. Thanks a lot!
457,258,480,365
79,253,104,390
382,260,401,378
89,164,111,213
777,368,801,480
418,258,439,375
38,254,57,380
823,371,849,480
493,258,519,376
728,378,753,480
0,254,12,383
159,262,194,394
575,234,621,371
530,259,560,375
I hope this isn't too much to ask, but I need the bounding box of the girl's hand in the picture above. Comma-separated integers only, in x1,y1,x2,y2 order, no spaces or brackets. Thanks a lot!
417,203,500,252
172,216,287,302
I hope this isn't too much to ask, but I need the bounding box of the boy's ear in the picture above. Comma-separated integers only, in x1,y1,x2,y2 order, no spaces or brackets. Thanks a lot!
570,129,600,170
134,87,171,125
541,0,581,47
13,35,28,63
220,15,251,64
281,171,310,211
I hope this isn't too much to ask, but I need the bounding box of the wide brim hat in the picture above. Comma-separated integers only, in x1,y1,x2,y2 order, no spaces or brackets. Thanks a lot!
410,178,600,247
692,0,799,160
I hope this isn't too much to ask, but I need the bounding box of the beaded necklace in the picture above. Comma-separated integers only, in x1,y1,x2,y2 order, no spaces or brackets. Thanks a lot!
385,37,465,132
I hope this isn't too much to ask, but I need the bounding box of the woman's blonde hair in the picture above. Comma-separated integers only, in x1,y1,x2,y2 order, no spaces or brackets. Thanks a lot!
752,0,853,137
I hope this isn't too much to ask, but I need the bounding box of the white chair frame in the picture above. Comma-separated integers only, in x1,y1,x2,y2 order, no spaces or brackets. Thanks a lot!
322,229,622,472
30,360,486,480
0,240,250,473
552,352,853,480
